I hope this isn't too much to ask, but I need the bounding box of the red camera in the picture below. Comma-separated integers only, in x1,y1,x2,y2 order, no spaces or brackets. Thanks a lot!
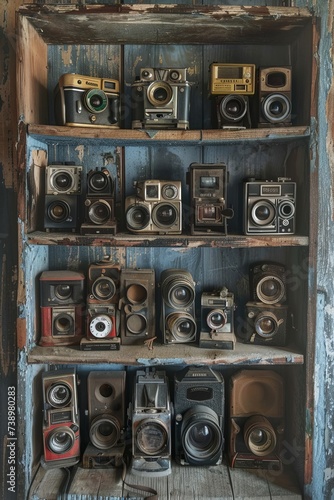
39,304,84,346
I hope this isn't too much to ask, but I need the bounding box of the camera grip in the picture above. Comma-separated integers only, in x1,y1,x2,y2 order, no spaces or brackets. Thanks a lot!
109,95,120,125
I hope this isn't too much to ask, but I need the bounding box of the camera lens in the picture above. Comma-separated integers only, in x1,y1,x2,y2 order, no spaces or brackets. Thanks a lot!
162,184,178,200
161,271,195,308
55,284,72,301
278,200,295,219
90,415,121,449
126,284,147,305
89,171,110,192
48,200,70,223
88,200,111,225
256,276,285,304
251,201,275,226
136,420,168,455
152,203,177,228
254,311,279,338
181,405,223,464
92,276,116,301
220,95,247,122
148,81,173,107
207,309,227,330
47,427,75,454
52,171,73,192
84,89,108,113
262,93,291,123
244,415,276,456
126,313,147,335
53,312,74,335
166,312,197,342
126,204,150,231
47,383,72,408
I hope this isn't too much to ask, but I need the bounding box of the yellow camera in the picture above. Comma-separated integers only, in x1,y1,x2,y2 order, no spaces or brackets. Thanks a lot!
210,63,256,95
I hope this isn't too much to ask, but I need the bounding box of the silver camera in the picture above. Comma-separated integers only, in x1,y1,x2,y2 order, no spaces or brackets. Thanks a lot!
160,269,197,344
46,164,82,195
200,287,236,349
244,177,296,235
131,68,191,130
125,180,182,234
129,369,172,477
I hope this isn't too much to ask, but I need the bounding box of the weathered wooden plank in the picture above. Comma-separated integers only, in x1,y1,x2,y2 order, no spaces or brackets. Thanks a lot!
68,467,124,497
228,467,272,499
122,465,168,499
28,466,67,500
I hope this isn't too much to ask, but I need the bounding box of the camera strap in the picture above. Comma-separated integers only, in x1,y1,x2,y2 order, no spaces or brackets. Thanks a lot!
122,460,159,500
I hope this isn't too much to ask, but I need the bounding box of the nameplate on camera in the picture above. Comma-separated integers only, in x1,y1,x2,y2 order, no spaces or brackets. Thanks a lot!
80,338,121,351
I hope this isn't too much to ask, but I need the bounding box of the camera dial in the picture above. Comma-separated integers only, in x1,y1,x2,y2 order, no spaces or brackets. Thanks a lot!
90,315,113,338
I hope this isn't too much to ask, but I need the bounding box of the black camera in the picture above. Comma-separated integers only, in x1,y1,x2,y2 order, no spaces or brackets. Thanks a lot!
81,168,117,235
44,195,79,232
174,367,224,466
54,73,120,128
258,67,292,127
131,68,191,130
200,287,236,349
249,262,287,305
129,369,172,477
244,301,288,346
244,177,296,235
187,163,234,235
125,179,182,234
160,269,197,344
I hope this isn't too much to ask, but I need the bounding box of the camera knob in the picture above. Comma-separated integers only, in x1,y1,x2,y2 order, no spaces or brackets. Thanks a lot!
90,114,97,123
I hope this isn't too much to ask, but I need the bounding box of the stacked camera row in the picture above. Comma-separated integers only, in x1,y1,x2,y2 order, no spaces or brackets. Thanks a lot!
44,162,296,236
54,64,293,130
38,259,290,350
41,366,285,475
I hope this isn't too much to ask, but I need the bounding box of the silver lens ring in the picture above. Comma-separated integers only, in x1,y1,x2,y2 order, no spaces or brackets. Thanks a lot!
90,414,120,449
262,93,291,123
251,200,276,226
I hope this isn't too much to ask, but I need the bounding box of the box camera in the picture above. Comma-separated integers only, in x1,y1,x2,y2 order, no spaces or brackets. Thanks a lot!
44,194,79,232
244,301,288,346
130,369,172,477
258,67,292,127
200,287,236,350
87,260,121,305
54,73,120,128
119,269,155,345
41,369,80,468
131,68,191,130
229,370,284,471
249,262,287,305
85,371,126,463
174,366,224,466
81,168,116,235
187,163,234,235
39,271,85,307
45,164,82,195
244,177,296,235
125,180,182,235
160,269,197,344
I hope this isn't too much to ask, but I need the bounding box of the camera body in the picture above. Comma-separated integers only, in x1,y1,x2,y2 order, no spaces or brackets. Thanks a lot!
39,271,85,346
45,164,82,196
200,287,236,349
81,168,117,235
258,66,292,127
125,180,182,235
210,63,256,129
130,369,172,477
249,262,287,305
131,68,191,130
119,269,156,345
188,163,233,235
160,269,197,344
174,367,224,466
244,177,296,235
42,369,80,468
229,370,284,470
244,301,288,346
54,73,120,128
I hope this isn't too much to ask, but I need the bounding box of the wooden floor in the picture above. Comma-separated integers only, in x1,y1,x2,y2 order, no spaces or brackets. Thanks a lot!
29,462,302,499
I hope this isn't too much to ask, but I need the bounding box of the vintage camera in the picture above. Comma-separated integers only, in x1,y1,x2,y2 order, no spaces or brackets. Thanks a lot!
45,164,82,196
44,194,79,232
229,369,284,470
130,369,172,477
87,260,121,305
210,63,256,129
131,68,191,130
41,369,80,468
187,163,234,235
244,301,288,346
258,67,292,127
250,262,287,305
86,303,119,341
174,366,224,466
82,371,126,468
54,73,120,128
160,269,197,345
119,269,155,345
81,168,116,235
244,177,296,235
39,271,85,346
200,287,236,349
125,180,182,235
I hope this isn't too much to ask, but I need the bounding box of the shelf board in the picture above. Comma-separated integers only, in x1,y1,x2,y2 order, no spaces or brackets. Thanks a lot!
19,4,312,45
27,342,304,366
27,124,310,146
